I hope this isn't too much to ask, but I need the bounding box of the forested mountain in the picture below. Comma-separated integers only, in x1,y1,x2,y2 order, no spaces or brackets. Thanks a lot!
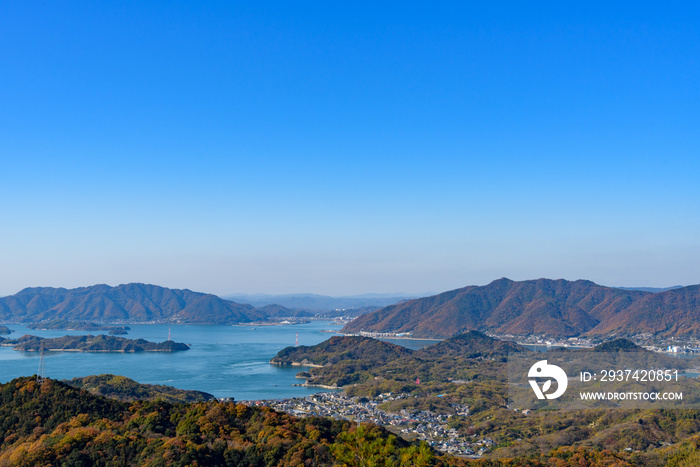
415,330,527,359
342,278,700,338
5,279,699,336
271,332,529,387
272,331,527,369
0,377,434,466
0,283,264,324
270,335,414,367
267,333,700,466
257,304,315,318
3,345,700,466
65,374,216,403
590,284,700,336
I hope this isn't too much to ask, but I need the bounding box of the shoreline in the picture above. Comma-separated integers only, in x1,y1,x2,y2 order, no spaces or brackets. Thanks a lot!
292,382,341,389
0,321,341,402
14,348,186,353
270,361,324,368
333,332,443,342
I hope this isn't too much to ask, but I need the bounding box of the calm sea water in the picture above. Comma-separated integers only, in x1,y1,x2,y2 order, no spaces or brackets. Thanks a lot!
0,322,444,400
0,321,350,400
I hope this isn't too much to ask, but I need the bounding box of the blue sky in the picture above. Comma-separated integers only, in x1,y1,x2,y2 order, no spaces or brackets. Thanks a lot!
1,2,699,296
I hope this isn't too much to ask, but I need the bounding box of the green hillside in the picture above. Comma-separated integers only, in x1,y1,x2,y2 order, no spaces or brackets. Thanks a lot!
0,377,434,466
65,374,216,403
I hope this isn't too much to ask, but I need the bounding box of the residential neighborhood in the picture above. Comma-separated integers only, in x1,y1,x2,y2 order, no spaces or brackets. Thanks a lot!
244,392,485,457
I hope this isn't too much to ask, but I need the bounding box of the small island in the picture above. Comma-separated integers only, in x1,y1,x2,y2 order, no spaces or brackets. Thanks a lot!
3,334,189,352
27,319,130,335
0,325,12,335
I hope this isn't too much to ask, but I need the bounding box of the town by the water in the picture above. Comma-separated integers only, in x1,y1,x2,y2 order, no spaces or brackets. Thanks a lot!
244,391,487,458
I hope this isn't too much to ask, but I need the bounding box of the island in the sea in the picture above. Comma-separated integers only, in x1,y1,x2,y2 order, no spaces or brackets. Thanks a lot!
28,319,130,335
0,334,189,352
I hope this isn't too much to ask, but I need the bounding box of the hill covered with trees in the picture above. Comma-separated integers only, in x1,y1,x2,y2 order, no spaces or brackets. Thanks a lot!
1,334,189,352
3,373,700,466
271,335,414,367
342,278,700,338
64,374,216,403
0,376,435,466
0,283,265,324
272,332,530,388
271,334,700,466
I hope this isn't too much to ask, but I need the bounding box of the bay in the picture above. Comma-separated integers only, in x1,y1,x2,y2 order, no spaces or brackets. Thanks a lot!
0,321,345,400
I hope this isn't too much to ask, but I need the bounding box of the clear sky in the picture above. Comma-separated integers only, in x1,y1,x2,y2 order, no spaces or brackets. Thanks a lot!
1,2,699,297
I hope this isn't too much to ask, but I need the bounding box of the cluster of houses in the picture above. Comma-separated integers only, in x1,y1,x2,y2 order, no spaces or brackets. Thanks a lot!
244,391,488,457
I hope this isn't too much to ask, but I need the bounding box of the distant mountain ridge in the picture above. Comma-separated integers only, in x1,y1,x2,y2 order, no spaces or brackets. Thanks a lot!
342,278,700,338
223,292,415,311
6,279,698,336
616,286,684,293
0,283,264,324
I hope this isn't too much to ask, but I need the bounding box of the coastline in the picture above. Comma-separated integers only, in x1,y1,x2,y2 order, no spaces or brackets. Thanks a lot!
15,348,186,353
0,321,341,400
270,361,324,368
333,332,443,342
293,382,340,389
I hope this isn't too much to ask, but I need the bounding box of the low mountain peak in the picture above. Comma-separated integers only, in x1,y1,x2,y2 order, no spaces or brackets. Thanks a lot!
0,284,263,324
490,277,514,284
342,277,700,339
593,339,644,352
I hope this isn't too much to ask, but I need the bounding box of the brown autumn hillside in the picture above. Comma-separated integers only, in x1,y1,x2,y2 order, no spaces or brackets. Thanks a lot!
0,283,264,324
342,278,700,338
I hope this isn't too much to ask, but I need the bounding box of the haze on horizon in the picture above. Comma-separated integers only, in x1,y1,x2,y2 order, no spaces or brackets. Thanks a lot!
1,2,698,298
